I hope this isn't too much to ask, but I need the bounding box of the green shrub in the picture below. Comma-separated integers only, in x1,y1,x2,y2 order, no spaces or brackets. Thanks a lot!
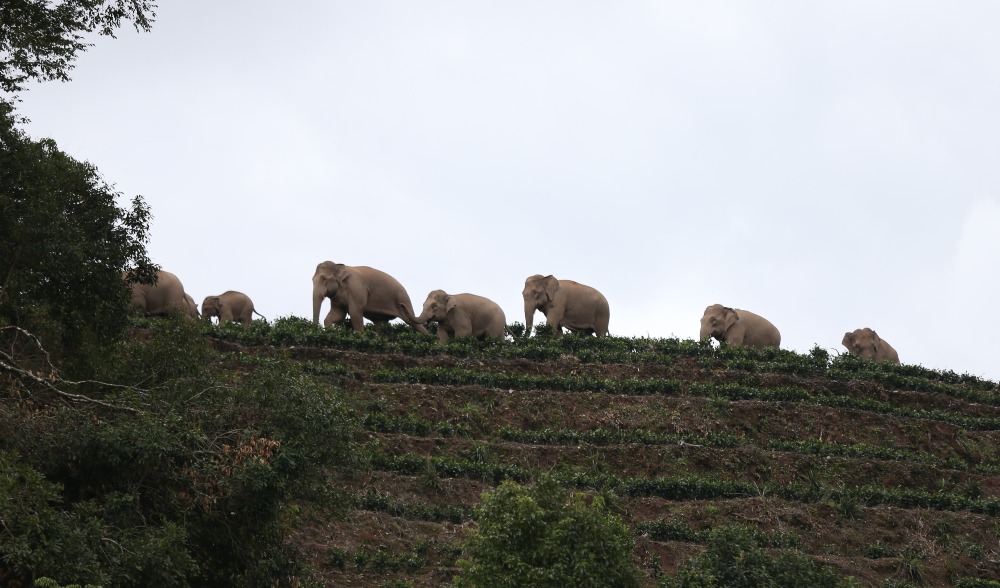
660,526,861,588
453,476,641,587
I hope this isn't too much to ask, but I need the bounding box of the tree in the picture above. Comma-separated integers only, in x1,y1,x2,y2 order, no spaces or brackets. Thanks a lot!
0,0,156,93
0,100,156,373
454,477,642,588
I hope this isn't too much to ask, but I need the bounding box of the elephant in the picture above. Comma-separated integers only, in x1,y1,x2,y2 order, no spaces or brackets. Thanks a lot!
522,275,610,337
125,269,193,318
184,293,200,319
399,290,507,343
699,304,780,348
312,261,428,334
202,291,265,330
842,327,900,364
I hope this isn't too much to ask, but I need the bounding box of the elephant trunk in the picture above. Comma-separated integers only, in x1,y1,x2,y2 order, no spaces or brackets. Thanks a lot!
397,302,426,325
699,324,712,342
312,288,325,324
524,301,536,336
413,311,431,325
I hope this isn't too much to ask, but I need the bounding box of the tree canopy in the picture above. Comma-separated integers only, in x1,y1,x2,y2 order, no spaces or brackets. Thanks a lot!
0,100,156,370
0,0,156,93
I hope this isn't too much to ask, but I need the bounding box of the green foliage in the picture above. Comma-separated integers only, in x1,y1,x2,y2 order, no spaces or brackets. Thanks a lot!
453,477,642,588
34,579,102,588
661,526,860,588
0,0,156,93
956,579,1000,588
0,319,358,586
635,521,801,548
0,101,156,375
353,490,470,523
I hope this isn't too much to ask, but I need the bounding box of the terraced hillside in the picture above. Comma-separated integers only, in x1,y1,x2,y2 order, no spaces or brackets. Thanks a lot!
214,319,1000,587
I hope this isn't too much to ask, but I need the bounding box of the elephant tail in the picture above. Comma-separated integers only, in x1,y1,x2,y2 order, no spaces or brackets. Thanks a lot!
253,310,268,321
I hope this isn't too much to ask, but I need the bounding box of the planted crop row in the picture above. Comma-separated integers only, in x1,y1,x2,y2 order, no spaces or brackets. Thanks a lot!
364,413,990,477
352,489,470,523
496,425,743,449
370,366,683,395
363,412,472,438
367,450,1000,516
209,318,999,401
634,520,801,549
365,365,1000,430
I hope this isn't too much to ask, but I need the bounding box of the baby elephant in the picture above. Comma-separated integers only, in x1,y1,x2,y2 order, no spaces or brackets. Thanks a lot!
842,328,899,364
201,291,265,330
700,304,781,349
399,290,507,343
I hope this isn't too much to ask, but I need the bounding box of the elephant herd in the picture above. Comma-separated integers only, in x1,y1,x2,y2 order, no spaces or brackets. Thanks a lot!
125,270,264,330
125,262,901,364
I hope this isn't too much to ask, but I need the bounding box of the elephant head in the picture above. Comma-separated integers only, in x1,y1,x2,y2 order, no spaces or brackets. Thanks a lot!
700,304,739,342
522,275,559,334
202,295,222,320
408,290,454,324
842,328,881,360
312,261,347,324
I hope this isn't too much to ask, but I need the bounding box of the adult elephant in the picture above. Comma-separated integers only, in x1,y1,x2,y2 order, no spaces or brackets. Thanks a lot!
311,261,428,334
399,290,507,343
700,304,780,349
522,274,609,337
202,291,266,330
126,269,192,318
183,293,200,319
842,327,899,364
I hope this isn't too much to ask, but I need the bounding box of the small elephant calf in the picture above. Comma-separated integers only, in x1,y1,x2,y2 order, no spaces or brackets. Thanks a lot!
842,328,899,364
201,291,265,330
400,290,507,343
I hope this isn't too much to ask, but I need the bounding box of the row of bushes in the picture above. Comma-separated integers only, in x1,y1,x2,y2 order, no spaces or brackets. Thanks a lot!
367,449,1000,516
362,364,1000,430
203,316,998,392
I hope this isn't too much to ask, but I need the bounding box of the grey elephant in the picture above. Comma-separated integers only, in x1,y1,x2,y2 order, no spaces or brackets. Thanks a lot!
312,261,428,334
202,291,265,330
842,328,899,364
522,274,610,337
126,269,193,318
399,290,507,343
184,293,200,319
699,304,780,348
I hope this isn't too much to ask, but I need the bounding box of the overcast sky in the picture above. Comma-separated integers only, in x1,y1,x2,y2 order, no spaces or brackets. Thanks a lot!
15,2,1000,379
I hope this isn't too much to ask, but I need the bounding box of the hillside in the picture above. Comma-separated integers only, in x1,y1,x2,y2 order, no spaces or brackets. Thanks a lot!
212,319,1000,587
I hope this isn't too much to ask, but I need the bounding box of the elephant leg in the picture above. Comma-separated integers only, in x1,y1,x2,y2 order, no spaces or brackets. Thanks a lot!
437,327,450,344
546,307,565,337
450,312,473,339
324,306,347,328
347,302,366,333
725,325,746,346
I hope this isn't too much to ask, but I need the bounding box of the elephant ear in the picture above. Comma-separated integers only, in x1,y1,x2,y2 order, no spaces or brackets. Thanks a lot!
723,307,740,332
330,264,349,289
842,332,854,348
871,330,881,351
446,296,459,315
542,275,560,301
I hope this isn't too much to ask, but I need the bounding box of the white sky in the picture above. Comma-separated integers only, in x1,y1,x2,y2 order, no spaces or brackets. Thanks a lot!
14,2,1000,380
